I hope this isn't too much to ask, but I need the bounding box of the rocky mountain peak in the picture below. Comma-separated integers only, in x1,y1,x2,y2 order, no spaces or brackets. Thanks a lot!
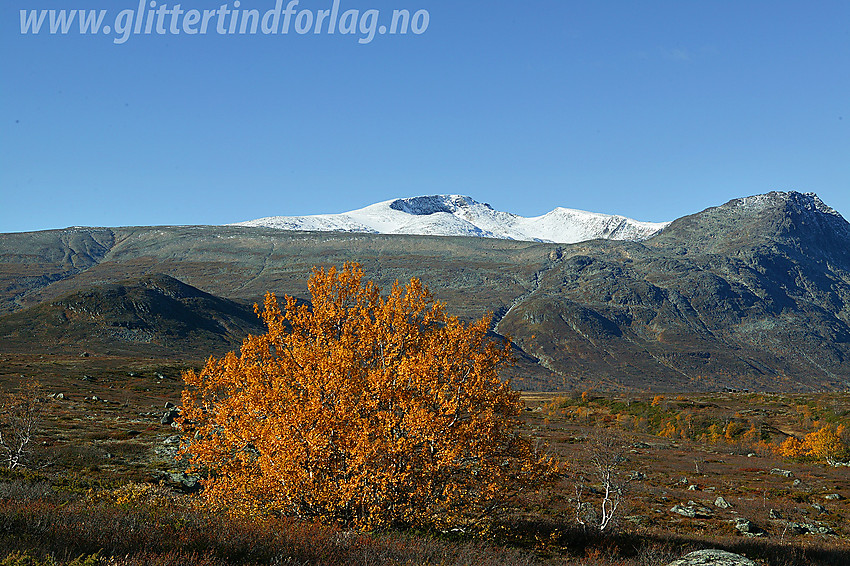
387,195,489,215
732,191,839,216
648,191,850,260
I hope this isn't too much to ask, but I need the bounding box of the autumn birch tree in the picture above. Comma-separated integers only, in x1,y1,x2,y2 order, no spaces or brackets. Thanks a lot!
179,263,555,529
0,380,44,470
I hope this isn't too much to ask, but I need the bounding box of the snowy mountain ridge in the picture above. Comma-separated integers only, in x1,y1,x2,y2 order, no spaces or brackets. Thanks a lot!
232,195,670,244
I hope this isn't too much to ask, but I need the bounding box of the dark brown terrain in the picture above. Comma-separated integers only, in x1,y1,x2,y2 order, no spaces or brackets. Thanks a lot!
1,361,848,565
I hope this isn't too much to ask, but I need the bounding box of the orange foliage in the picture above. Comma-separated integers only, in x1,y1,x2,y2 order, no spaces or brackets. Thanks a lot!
179,263,556,529
705,423,722,443
741,423,760,444
658,421,677,438
804,426,847,462
777,425,848,463
724,421,745,443
777,436,807,459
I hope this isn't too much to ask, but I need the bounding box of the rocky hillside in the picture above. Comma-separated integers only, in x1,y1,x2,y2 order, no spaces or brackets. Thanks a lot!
497,192,850,391
0,274,265,358
2,191,850,392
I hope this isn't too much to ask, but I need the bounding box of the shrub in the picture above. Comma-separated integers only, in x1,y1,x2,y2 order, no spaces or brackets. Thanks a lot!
179,263,557,529
779,425,849,464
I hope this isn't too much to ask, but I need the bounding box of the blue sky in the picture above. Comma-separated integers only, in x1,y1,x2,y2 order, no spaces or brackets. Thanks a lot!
2,1,849,232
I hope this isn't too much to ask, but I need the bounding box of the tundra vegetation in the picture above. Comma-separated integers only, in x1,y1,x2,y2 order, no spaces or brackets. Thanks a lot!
0,266,849,565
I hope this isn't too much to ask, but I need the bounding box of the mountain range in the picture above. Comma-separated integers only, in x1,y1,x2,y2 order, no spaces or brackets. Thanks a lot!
2,190,850,393
233,195,668,244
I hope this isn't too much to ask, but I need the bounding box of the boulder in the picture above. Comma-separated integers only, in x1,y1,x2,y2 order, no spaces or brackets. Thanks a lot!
153,435,186,461
783,522,836,535
714,496,732,509
733,518,764,537
670,504,713,519
161,407,181,425
770,468,793,477
160,471,201,492
667,549,757,566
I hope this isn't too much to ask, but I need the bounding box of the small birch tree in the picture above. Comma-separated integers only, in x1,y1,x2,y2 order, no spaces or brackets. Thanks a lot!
0,380,44,470
179,263,556,529
573,430,633,532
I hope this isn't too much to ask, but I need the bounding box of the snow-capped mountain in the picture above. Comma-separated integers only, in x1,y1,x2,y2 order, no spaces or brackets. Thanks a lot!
231,195,669,244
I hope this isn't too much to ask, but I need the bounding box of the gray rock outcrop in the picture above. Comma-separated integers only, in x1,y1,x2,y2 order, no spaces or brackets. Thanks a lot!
733,518,764,537
667,549,757,566
670,504,713,519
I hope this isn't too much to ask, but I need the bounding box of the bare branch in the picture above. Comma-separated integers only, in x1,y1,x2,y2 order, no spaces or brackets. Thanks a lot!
0,380,45,470
572,429,634,532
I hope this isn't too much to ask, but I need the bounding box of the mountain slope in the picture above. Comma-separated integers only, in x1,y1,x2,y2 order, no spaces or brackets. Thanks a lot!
648,192,850,263
0,228,116,312
233,195,668,244
497,192,850,392
0,274,266,358
3,191,850,392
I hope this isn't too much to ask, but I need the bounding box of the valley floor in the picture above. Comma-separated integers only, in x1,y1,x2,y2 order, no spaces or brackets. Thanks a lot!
1,354,848,565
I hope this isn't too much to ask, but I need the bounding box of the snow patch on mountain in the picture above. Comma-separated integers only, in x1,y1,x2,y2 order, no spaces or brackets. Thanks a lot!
232,195,669,244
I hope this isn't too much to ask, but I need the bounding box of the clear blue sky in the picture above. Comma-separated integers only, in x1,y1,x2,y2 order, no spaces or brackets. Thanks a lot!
2,1,849,232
